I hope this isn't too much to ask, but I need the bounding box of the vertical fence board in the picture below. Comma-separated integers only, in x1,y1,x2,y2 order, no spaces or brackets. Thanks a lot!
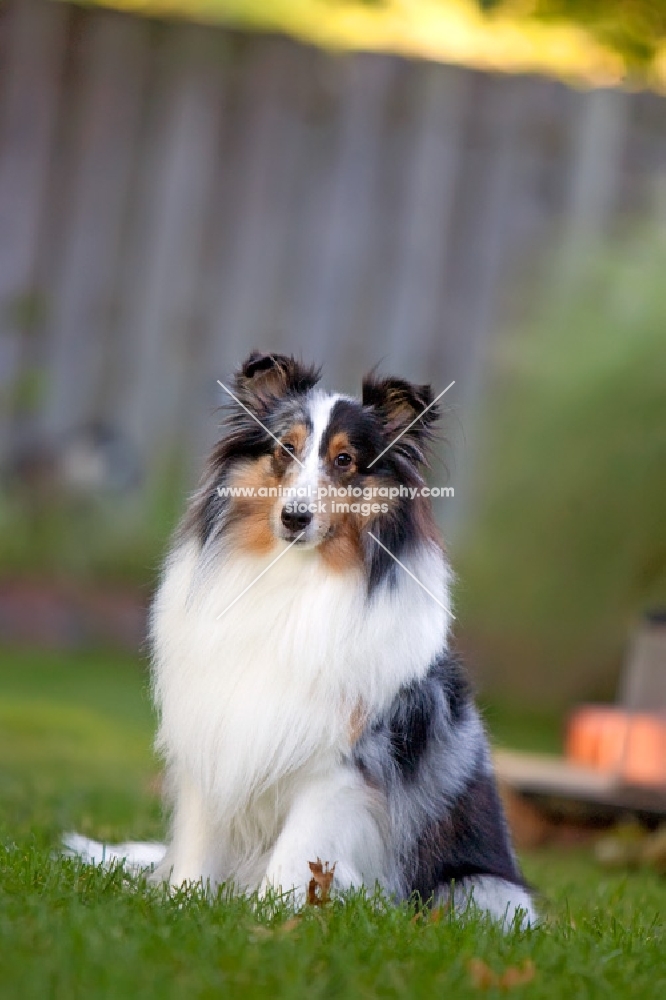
196,39,320,467
41,10,150,438
438,76,531,532
116,25,225,464
385,63,468,377
209,39,302,370
0,0,68,459
559,87,629,279
291,54,394,376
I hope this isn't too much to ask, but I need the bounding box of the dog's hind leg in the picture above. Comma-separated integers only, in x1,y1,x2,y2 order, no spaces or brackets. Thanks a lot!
442,876,537,929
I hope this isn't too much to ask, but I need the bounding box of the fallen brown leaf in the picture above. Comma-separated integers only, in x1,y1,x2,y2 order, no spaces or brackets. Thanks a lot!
307,859,336,906
499,960,536,989
468,957,536,991
468,958,496,990
430,901,451,922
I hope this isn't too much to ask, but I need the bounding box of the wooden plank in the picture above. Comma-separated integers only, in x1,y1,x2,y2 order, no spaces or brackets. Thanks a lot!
243,41,324,360
194,37,319,471
496,750,617,794
384,63,468,378
208,37,301,372
0,0,68,459
454,76,530,385
559,87,629,280
355,59,415,385
496,749,666,818
493,77,563,312
436,74,530,536
41,9,150,437
290,53,394,380
115,24,225,466
268,47,352,378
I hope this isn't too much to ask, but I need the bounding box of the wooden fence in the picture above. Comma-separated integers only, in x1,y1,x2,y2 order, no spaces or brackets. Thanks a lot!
1,0,665,523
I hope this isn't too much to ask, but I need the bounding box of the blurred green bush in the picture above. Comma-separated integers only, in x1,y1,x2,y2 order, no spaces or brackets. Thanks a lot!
0,468,180,587
457,224,666,707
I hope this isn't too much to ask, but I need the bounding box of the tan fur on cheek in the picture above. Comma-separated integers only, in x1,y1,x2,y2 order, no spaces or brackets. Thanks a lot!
232,509,275,555
227,458,279,555
317,474,402,572
318,515,364,573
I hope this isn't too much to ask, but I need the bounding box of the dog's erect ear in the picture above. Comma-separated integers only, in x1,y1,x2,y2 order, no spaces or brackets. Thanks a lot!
234,352,321,413
362,374,439,458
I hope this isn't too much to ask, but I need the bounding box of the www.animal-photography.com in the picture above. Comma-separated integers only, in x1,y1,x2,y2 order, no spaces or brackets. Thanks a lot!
1,1,665,997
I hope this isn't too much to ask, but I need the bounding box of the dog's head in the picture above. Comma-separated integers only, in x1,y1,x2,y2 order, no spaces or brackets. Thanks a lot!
197,352,442,567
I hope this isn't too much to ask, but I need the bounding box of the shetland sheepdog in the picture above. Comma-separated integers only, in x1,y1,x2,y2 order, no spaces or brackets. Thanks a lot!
69,352,535,926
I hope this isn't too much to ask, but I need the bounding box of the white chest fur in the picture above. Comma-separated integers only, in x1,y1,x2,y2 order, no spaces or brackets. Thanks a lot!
151,537,450,820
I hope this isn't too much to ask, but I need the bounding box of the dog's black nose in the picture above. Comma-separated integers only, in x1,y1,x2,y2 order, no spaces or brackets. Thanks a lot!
281,505,312,533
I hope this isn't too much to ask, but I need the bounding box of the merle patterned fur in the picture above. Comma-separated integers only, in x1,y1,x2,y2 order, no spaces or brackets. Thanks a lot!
353,652,527,905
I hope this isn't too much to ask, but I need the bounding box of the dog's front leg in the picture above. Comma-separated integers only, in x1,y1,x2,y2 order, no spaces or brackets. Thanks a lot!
261,768,386,904
151,772,220,892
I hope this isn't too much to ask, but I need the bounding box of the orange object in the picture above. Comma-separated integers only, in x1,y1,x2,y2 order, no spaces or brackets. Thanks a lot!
566,706,666,787
623,715,666,786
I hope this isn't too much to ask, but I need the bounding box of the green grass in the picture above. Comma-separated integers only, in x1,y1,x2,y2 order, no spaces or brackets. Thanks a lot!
0,647,664,999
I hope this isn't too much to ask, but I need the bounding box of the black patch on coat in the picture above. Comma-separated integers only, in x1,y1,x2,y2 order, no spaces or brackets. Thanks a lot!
382,654,471,780
410,767,524,902
366,501,422,594
353,651,525,903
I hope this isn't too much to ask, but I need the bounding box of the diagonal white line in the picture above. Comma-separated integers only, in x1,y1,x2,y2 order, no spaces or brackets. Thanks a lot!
216,532,305,620
367,380,455,469
367,531,455,618
217,379,305,468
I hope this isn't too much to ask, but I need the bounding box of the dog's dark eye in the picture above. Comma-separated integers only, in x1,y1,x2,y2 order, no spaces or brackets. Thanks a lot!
334,452,352,468
281,442,296,457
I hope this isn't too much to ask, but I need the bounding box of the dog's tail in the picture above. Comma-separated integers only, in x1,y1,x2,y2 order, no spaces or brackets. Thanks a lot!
63,833,166,873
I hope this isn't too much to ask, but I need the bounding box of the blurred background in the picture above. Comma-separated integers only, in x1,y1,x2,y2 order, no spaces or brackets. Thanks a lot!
0,0,665,801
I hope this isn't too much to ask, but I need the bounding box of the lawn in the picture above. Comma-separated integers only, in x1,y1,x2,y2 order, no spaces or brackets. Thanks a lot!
0,647,664,999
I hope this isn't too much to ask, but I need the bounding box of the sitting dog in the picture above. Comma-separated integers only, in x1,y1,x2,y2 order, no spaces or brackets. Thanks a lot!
147,352,534,924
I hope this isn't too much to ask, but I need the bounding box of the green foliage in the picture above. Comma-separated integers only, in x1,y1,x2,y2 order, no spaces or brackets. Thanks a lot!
481,0,666,71
457,226,666,705
0,467,181,586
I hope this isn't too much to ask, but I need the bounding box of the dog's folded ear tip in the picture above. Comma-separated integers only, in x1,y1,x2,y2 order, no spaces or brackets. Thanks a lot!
361,375,437,415
240,351,281,379
235,352,322,397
